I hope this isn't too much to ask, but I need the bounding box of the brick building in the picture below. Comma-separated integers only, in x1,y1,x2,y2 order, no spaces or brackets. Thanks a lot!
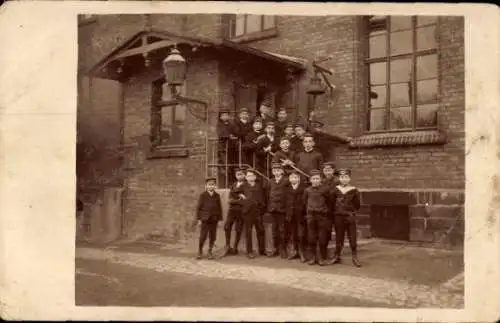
77,14,464,245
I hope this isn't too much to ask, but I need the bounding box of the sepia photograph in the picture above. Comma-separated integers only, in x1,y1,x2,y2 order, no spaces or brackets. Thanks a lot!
74,12,466,308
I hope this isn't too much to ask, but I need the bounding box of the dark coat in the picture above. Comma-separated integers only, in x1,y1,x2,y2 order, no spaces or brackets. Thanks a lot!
272,149,296,174
243,130,264,153
232,119,253,141
332,185,361,216
303,184,331,214
294,149,324,177
228,181,246,212
285,182,307,221
290,135,304,153
267,176,289,213
275,120,288,138
196,191,223,221
255,134,280,157
241,181,268,215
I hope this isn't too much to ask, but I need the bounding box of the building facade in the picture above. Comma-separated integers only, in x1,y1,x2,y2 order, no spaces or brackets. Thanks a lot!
77,14,464,245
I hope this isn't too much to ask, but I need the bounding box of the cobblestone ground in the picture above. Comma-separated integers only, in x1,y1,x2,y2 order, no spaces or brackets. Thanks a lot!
76,247,464,308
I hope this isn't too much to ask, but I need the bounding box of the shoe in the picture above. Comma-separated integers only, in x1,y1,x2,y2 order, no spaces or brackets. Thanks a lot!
352,256,361,267
318,259,326,266
307,258,316,266
231,248,239,255
287,252,299,260
196,252,203,260
267,249,279,257
299,251,307,263
207,251,215,260
259,250,267,256
332,256,342,264
279,248,288,259
222,246,231,257
247,252,257,259
324,258,335,266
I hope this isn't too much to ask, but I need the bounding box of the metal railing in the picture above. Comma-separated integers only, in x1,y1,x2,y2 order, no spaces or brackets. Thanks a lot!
206,138,309,189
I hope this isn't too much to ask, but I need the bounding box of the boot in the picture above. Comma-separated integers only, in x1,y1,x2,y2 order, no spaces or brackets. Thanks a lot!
247,252,257,259
207,249,215,260
299,248,307,263
352,255,361,267
221,245,231,257
268,249,280,257
231,247,239,255
287,249,299,260
196,251,203,260
332,254,342,264
279,246,288,259
307,257,316,265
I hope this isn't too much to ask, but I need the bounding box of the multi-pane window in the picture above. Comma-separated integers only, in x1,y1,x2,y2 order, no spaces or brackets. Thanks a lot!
366,15,439,132
151,81,187,148
229,15,276,38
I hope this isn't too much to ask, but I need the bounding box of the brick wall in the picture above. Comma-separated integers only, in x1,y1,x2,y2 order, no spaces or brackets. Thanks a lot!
120,55,220,240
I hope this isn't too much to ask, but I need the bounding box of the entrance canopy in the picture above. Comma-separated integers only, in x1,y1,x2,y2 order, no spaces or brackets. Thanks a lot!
86,29,307,81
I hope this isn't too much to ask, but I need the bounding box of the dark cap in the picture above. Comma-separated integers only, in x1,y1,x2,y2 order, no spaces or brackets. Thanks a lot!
335,168,351,176
309,169,321,177
278,107,287,112
310,120,324,127
322,162,335,169
235,167,247,174
253,118,263,124
285,123,294,129
219,107,230,114
245,168,256,174
205,177,217,183
238,108,249,114
271,162,283,169
294,121,306,129
265,121,275,127
303,132,314,138
261,97,273,106
288,170,301,177
280,136,291,143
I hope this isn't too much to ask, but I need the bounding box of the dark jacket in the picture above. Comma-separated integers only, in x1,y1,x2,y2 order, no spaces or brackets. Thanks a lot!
267,176,289,213
294,149,324,177
275,120,288,138
196,191,223,221
232,119,253,141
285,182,307,221
290,135,304,153
255,134,280,157
228,181,246,212
243,130,264,153
303,184,331,214
332,185,361,216
272,149,296,174
241,181,268,215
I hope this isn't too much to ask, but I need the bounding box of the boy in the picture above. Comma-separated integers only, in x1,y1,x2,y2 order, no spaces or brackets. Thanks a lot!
275,108,289,138
243,118,264,170
267,162,289,258
290,122,307,153
322,161,338,254
331,168,361,267
232,108,253,164
284,171,307,261
283,124,295,141
272,137,295,175
222,167,246,256
195,177,223,260
294,133,323,183
241,169,267,259
255,121,279,178
217,108,238,183
302,170,332,266
254,100,275,125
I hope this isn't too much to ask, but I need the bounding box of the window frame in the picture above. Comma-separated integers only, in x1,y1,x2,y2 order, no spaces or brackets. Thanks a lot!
227,14,278,43
150,79,189,158
363,15,441,134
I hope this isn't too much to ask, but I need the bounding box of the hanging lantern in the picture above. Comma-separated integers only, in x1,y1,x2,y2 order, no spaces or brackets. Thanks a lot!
306,73,326,96
162,48,187,86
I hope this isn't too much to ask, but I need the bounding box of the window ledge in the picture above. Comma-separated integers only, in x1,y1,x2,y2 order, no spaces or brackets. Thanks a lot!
348,130,447,149
229,28,278,44
148,146,189,159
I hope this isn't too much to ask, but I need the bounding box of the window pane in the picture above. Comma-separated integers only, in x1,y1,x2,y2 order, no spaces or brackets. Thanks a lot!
235,15,245,36
369,35,387,58
175,105,186,122
263,15,275,29
417,25,437,51
369,108,387,131
369,85,387,108
416,79,438,104
417,16,437,26
390,16,412,31
390,83,411,107
390,30,413,56
390,106,412,129
369,16,388,36
370,62,387,85
416,103,438,128
246,15,262,34
416,54,438,80
390,58,412,83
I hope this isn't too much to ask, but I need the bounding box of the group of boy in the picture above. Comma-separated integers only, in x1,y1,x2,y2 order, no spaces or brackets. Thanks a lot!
196,127,362,267
217,102,325,180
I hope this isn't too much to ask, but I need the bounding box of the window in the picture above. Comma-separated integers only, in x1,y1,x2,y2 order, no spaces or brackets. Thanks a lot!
151,80,187,148
365,16,439,132
228,15,277,40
